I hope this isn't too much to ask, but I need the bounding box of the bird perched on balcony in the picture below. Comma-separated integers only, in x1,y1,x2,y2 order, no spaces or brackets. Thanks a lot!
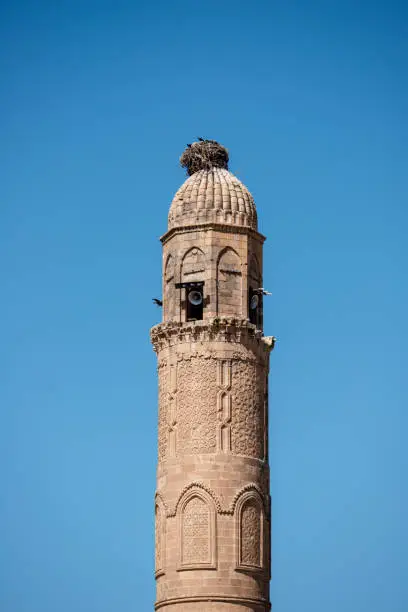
255,288,272,296
152,298,163,306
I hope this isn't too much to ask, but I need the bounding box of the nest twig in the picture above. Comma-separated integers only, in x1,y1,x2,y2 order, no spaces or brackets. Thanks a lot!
180,139,229,176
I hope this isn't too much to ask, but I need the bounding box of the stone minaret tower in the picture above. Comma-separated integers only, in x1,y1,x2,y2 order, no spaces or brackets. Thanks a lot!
150,140,275,612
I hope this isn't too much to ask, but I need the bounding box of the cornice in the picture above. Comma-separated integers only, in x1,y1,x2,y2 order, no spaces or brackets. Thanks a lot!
160,222,266,245
150,318,275,358
155,594,271,610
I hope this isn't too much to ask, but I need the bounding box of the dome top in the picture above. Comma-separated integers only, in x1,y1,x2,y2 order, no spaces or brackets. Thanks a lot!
168,140,257,231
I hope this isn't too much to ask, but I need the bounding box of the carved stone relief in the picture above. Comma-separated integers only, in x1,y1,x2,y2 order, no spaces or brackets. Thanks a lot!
240,499,262,568
158,363,168,463
155,503,165,575
167,360,178,458
181,496,210,566
231,360,265,459
217,360,232,452
158,358,179,461
159,352,267,461
177,357,217,456
150,320,272,367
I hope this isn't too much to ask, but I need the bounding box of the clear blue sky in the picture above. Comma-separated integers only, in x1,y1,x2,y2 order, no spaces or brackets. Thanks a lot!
1,1,407,611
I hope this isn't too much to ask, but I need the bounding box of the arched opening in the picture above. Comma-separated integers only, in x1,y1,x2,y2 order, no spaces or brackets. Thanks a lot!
248,254,262,328
180,248,206,321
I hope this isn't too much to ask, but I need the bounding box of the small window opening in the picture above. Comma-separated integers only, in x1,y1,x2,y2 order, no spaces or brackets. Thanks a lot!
249,287,262,328
175,281,204,321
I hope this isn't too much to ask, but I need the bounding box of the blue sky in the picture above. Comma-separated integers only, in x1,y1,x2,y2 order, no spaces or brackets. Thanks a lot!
1,1,407,611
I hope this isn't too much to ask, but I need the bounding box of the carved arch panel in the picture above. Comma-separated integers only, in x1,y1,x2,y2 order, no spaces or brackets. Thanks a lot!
155,496,166,577
217,247,242,316
235,491,265,572
178,488,217,570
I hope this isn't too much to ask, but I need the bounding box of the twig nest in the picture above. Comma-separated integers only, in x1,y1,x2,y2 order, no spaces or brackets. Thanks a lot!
180,140,229,176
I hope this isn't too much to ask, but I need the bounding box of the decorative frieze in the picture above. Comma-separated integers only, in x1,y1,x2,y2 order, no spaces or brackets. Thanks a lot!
231,360,265,460
162,481,268,519
176,357,217,456
151,319,275,363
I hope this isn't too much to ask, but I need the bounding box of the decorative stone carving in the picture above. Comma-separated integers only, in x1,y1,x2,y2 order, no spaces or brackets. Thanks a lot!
164,481,267,519
229,483,268,515
171,481,224,517
178,489,217,570
167,360,178,458
217,360,232,452
158,358,179,461
235,491,264,572
158,363,168,462
177,357,217,456
240,500,261,567
231,361,265,459
155,502,165,576
182,497,210,565
151,320,272,366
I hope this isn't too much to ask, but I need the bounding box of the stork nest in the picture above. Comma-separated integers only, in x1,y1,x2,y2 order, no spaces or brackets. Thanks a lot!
180,139,229,176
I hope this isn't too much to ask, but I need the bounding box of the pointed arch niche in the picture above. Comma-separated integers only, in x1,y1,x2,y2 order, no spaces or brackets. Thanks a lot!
235,490,265,572
178,487,217,570
217,247,242,317
180,247,206,321
155,495,166,577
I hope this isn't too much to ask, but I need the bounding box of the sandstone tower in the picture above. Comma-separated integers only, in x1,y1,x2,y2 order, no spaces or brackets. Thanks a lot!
150,140,275,611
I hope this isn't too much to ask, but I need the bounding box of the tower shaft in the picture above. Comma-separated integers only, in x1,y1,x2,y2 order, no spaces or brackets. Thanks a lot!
151,144,273,611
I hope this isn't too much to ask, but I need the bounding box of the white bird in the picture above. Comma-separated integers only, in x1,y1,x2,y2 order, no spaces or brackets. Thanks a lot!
255,288,272,296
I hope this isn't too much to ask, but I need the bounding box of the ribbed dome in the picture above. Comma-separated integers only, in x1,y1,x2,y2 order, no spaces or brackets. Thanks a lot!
168,167,257,231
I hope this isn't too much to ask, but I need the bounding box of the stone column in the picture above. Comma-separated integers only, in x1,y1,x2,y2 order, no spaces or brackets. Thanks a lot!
151,320,273,611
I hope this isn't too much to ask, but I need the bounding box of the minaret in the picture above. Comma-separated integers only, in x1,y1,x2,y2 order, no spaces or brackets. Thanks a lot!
151,140,275,612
